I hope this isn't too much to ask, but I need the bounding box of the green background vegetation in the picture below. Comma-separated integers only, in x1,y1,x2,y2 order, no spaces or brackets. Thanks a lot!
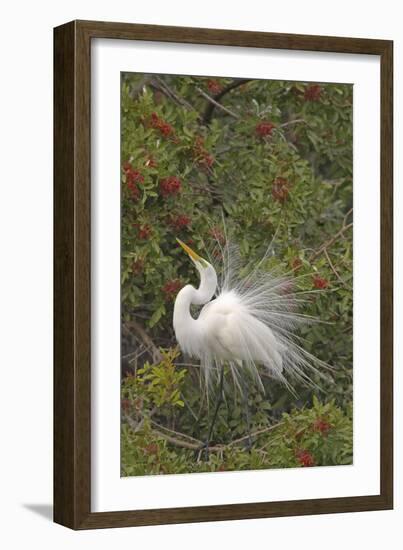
120,74,353,475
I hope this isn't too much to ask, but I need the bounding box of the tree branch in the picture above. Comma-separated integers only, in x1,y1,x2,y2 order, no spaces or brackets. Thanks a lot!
226,422,284,447
280,118,307,128
201,78,253,124
150,419,203,444
196,86,240,120
125,411,283,454
309,210,353,262
152,76,199,115
123,319,163,363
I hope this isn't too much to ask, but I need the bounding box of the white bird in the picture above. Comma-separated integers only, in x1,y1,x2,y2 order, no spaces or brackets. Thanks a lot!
173,238,327,396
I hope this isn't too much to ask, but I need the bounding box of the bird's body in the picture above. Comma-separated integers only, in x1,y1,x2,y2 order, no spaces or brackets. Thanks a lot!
175,289,283,372
173,239,326,394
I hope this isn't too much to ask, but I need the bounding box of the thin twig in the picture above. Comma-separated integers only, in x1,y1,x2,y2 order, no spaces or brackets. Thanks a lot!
150,420,202,444
227,422,284,447
128,346,151,364
155,421,283,453
196,86,240,120
280,119,307,128
123,319,163,363
152,428,222,451
153,76,199,114
310,222,353,262
202,78,252,124
323,248,347,286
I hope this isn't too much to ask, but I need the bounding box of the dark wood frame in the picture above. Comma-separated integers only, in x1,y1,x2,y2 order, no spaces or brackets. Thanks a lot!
54,20,393,530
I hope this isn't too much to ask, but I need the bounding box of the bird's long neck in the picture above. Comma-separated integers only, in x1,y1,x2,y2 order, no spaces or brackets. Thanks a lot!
173,266,217,355
190,266,218,305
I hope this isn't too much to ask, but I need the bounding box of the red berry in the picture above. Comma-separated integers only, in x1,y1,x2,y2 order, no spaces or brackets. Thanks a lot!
272,177,290,202
138,225,152,240
150,112,160,126
159,176,182,198
128,184,139,200
126,169,144,185
123,164,144,201
192,136,214,169
313,418,332,435
207,79,222,95
296,449,315,467
160,122,172,136
150,112,174,137
304,84,322,102
168,214,191,231
162,279,182,301
256,121,275,138
313,275,329,289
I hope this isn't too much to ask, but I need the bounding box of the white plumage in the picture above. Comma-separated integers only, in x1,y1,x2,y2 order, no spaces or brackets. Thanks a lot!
173,238,327,395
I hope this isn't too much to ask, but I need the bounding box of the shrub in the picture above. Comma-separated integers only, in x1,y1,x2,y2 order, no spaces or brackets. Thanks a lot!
120,74,353,475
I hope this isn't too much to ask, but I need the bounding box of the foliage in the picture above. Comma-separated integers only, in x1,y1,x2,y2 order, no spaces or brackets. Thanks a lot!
122,347,186,411
122,361,352,475
120,73,353,475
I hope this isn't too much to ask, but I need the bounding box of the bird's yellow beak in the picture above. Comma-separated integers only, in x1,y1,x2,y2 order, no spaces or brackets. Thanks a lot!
176,238,203,261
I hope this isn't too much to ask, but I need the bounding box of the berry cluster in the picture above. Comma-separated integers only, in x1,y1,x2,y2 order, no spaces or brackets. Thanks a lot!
159,176,182,198
296,449,315,467
123,162,144,200
291,257,303,271
168,214,191,231
304,84,322,102
272,177,291,202
150,112,174,137
206,79,222,95
162,279,182,301
293,416,333,466
313,418,332,436
255,120,275,138
193,136,214,169
137,224,152,240
312,274,329,289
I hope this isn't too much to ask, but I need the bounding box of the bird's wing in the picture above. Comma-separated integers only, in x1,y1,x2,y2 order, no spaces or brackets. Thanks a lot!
199,291,285,381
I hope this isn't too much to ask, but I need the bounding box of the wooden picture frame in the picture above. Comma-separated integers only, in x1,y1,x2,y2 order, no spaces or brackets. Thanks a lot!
54,20,393,529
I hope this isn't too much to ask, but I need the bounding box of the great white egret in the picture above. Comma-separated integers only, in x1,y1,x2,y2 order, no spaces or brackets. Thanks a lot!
173,237,329,452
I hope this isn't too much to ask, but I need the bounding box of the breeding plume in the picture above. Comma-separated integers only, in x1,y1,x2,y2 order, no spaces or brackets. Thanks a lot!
173,238,327,396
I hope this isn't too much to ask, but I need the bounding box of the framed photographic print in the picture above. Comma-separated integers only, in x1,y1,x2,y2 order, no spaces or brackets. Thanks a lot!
54,20,393,529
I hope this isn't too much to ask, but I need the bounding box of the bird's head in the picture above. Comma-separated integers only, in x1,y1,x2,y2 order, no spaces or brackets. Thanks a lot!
176,238,211,274
176,238,217,301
